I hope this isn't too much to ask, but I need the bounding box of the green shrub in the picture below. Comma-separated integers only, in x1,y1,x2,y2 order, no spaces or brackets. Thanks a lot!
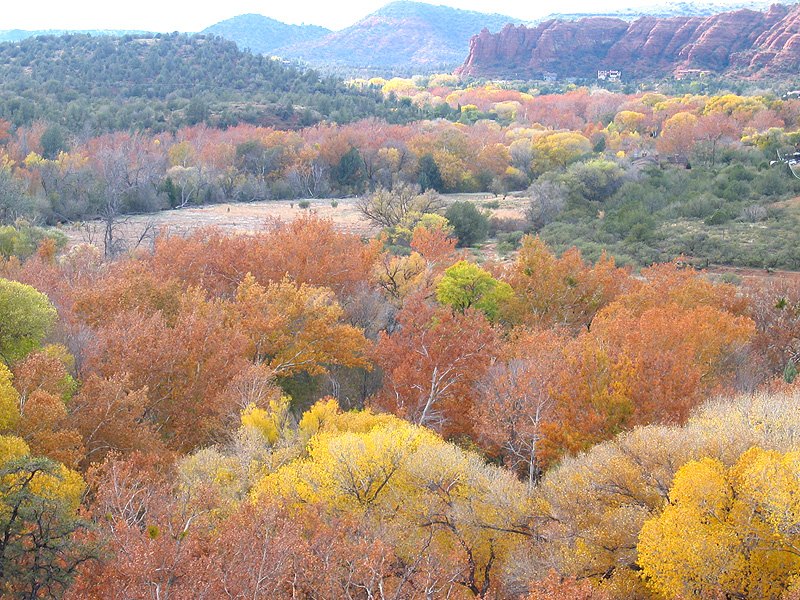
444,202,489,247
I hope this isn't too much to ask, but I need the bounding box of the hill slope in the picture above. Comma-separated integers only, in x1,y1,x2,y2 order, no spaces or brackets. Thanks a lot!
456,3,800,79
275,1,519,70
201,14,330,55
0,33,420,132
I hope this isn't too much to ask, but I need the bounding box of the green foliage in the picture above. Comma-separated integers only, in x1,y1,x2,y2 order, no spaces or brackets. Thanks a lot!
784,360,797,384
332,147,366,193
0,279,57,364
417,152,444,192
40,126,69,160
0,222,67,260
0,33,424,133
436,260,512,321
445,201,489,247
0,166,31,226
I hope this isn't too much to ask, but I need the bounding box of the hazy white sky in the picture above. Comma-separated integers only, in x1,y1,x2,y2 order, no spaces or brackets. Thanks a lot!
2,0,748,32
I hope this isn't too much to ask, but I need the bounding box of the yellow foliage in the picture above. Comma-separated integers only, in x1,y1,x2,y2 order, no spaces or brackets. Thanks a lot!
382,78,418,97
373,251,429,306
240,396,292,445
0,433,85,511
531,131,592,173
428,73,459,87
253,400,532,592
0,363,20,431
0,434,29,463
298,397,399,441
638,450,800,600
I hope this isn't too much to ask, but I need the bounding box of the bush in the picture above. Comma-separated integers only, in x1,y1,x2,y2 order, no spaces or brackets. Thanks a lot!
444,202,489,248
298,200,310,209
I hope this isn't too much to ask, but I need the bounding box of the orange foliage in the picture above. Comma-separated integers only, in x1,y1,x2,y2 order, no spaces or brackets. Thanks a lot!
372,297,499,437
69,374,166,468
145,213,378,300
502,236,631,330
84,293,250,451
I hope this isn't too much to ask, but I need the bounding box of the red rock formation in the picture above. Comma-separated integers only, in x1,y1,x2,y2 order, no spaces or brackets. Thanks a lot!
455,3,800,79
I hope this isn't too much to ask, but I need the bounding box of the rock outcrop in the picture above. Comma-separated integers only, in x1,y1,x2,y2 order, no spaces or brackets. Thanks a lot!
455,3,800,78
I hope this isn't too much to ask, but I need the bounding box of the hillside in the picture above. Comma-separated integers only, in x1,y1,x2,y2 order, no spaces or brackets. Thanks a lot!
201,14,330,55
275,1,519,71
0,33,422,132
456,2,800,79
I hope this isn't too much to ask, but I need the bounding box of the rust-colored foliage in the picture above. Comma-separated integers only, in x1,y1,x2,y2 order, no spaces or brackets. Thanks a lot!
83,293,250,451
144,213,379,301
372,296,499,436
526,571,613,600
68,373,166,468
502,236,631,331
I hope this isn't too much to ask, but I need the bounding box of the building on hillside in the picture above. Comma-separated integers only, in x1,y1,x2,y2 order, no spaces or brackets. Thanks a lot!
597,69,621,81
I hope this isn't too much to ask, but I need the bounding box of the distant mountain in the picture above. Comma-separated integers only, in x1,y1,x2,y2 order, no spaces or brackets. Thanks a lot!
534,0,800,22
456,3,800,79
274,1,520,70
201,14,330,55
0,29,150,43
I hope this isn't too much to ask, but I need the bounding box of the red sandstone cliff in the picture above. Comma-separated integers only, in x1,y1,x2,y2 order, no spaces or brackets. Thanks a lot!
455,3,800,78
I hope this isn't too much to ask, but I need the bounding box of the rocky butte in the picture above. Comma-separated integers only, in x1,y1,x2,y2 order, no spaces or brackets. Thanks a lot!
455,3,800,79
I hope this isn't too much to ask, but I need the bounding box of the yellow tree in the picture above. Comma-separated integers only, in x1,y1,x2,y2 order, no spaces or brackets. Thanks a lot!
254,403,533,597
0,435,92,599
638,448,800,600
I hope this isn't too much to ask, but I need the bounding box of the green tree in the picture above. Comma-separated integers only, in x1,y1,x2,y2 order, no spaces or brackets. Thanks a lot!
444,201,489,247
417,152,444,192
0,279,57,365
436,260,512,321
39,126,69,161
332,147,366,193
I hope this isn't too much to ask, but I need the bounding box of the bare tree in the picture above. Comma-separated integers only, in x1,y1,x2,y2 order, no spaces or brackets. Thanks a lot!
356,184,445,229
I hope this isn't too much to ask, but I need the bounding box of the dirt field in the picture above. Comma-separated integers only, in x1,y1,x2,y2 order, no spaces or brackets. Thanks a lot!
60,193,528,255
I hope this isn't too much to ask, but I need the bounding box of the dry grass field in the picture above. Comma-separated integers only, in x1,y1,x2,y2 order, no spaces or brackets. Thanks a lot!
59,193,528,256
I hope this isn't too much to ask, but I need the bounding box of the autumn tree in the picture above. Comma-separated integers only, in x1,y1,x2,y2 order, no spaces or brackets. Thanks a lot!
84,291,251,451
0,278,57,365
0,438,96,600
255,403,533,598
232,274,370,376
68,374,165,468
71,452,215,600
356,185,445,229
85,132,166,256
372,297,499,435
501,236,630,331
638,448,800,600
515,389,800,598
473,328,568,487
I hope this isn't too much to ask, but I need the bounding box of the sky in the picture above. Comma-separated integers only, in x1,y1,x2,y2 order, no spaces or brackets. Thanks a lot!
2,0,751,33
